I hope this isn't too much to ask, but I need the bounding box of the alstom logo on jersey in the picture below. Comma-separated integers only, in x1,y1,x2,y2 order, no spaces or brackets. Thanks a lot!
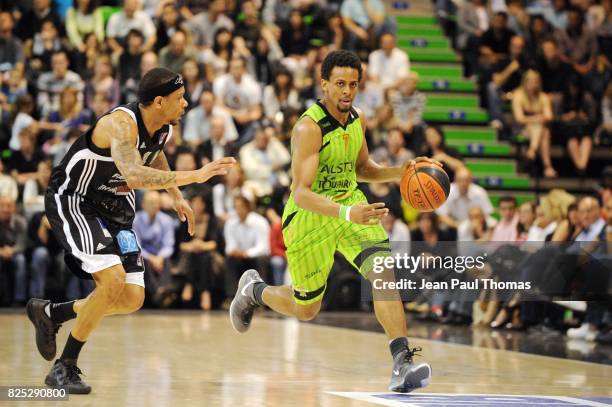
320,162,354,175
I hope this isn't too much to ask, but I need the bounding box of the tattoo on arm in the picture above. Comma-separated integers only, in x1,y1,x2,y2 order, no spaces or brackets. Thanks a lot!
109,117,178,189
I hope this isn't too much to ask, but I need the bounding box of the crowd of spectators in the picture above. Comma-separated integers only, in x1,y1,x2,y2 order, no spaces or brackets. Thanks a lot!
439,0,612,177
0,0,609,346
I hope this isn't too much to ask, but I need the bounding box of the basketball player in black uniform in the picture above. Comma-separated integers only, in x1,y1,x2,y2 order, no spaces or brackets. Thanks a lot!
26,68,236,393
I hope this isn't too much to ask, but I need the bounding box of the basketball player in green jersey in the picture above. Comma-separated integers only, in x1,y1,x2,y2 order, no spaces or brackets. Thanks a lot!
230,50,432,392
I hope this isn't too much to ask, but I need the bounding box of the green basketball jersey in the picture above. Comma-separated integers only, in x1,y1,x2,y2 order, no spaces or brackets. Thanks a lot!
295,101,363,201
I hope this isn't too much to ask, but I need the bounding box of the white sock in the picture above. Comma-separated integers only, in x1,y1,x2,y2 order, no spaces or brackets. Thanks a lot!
44,303,51,318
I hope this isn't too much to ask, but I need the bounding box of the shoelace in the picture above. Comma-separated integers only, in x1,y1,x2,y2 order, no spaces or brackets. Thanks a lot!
67,365,85,383
403,347,423,365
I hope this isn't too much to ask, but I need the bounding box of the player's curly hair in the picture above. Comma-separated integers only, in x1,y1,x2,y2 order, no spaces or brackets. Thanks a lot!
321,50,362,82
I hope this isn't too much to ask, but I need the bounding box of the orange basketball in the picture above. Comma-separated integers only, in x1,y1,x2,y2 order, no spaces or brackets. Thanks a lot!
400,162,450,212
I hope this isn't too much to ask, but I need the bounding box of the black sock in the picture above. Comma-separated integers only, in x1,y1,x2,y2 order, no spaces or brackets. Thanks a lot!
49,301,76,324
389,337,409,359
60,333,85,364
253,282,268,306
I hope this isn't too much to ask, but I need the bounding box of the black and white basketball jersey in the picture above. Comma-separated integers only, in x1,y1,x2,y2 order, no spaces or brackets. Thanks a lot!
47,102,173,226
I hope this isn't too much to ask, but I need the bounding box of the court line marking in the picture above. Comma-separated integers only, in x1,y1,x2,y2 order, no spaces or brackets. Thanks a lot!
327,392,612,407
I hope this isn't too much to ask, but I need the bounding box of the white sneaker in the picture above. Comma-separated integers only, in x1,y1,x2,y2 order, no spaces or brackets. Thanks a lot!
567,323,594,340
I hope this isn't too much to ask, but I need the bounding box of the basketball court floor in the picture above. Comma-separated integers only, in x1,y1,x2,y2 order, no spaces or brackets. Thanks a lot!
1,311,611,406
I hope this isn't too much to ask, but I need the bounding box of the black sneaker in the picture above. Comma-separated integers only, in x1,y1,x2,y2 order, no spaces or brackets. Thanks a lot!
45,360,92,394
26,299,61,361
229,269,263,333
388,347,431,393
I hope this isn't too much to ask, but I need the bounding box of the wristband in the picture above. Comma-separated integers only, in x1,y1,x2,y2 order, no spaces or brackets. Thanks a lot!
339,205,352,222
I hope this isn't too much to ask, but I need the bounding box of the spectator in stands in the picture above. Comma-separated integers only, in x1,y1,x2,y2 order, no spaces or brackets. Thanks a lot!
23,160,50,219
199,27,235,80
422,126,464,181
177,194,223,310
479,12,516,69
341,0,388,51
595,81,612,147
72,31,100,80
133,190,177,308
47,87,91,136
457,0,489,77
558,76,596,173
7,128,44,186
266,207,287,286
382,210,411,252
27,212,63,300
280,9,311,58
239,124,291,197
368,33,410,91
65,0,104,52
457,206,496,241
118,29,144,97
26,18,67,75
84,54,120,110
575,196,606,242
0,160,17,201
2,65,28,105
262,67,302,124
181,58,208,108
525,14,552,62
154,2,185,53
388,72,427,152
196,115,238,170
15,0,64,42
371,128,414,167
159,29,195,73
36,50,84,118
491,195,519,241
361,182,403,225
183,89,238,148
213,165,255,223
0,194,27,306
234,0,264,51
511,69,556,178
9,94,37,151
251,28,284,86
224,195,270,298
324,11,351,50
506,0,530,36
0,11,24,71
554,7,597,77
437,166,494,228
545,0,569,30
185,0,234,49
526,190,569,243
213,56,262,142
551,201,582,241
536,39,573,110
173,148,211,199
566,196,607,341
516,201,536,241
107,0,157,57
353,63,384,137
487,35,528,129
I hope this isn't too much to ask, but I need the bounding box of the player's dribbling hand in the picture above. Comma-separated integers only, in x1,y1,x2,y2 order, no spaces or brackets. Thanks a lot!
404,156,443,171
350,202,389,225
197,157,236,183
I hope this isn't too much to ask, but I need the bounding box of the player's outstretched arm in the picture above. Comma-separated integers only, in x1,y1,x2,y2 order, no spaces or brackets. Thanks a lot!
292,118,387,225
101,111,235,190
